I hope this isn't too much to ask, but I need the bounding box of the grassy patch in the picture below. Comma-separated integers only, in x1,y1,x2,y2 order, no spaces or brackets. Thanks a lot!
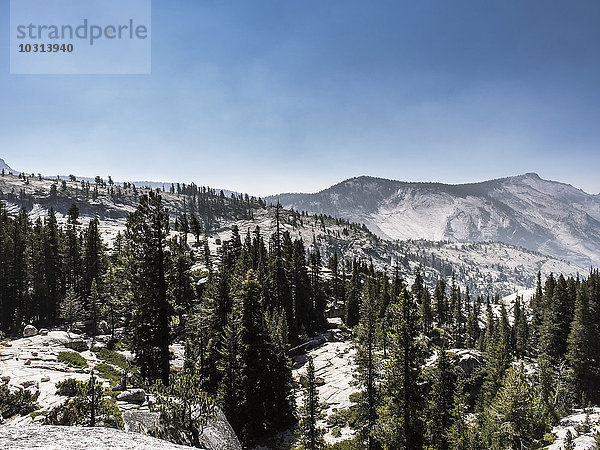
30,410,48,419
57,351,88,368
94,363,122,386
93,347,128,370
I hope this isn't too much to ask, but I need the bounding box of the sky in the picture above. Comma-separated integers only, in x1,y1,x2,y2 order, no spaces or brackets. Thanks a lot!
1,0,600,197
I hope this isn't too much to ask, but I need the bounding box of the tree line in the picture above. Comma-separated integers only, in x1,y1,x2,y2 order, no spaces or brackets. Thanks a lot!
1,192,599,449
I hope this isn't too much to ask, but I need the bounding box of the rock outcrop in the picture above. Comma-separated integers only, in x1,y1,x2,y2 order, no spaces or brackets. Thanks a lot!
0,425,199,449
117,389,146,405
23,325,37,338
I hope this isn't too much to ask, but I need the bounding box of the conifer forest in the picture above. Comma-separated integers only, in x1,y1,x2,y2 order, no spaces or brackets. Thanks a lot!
1,174,599,449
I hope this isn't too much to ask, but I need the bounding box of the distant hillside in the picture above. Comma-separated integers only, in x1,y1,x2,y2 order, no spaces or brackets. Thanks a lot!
0,158,15,173
0,170,585,296
268,173,600,267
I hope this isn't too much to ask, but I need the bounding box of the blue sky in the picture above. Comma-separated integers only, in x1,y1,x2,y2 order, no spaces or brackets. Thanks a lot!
1,0,600,196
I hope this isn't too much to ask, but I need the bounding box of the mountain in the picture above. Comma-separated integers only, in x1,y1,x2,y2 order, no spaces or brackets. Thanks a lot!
268,173,600,267
0,158,15,173
0,170,583,296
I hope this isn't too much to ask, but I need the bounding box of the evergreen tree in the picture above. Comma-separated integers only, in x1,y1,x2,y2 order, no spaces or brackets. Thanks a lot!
465,294,480,349
425,348,456,450
152,369,215,448
540,275,572,361
59,287,85,331
296,356,325,450
482,366,536,449
345,260,361,328
566,284,591,404
217,311,244,434
125,192,172,384
43,208,61,323
412,267,432,335
354,278,381,449
446,386,475,450
434,279,447,328
374,288,424,449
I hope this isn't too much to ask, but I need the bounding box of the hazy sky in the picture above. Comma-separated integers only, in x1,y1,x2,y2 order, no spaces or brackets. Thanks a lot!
2,0,600,196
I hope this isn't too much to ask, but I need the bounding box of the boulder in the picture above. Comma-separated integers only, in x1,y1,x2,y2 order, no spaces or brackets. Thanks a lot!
22,379,39,389
98,320,110,334
122,410,160,433
198,407,242,450
23,325,38,338
1,375,10,383
39,328,49,336
117,389,146,404
25,386,39,397
41,376,50,383
64,339,88,352
452,349,485,377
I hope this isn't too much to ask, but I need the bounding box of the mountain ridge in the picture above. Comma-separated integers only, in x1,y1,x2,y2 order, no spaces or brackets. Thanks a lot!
267,173,600,267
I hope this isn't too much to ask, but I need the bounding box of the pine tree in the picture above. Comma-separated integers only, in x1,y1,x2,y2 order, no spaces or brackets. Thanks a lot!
66,204,81,294
481,305,510,408
482,366,536,449
59,287,85,331
425,348,456,450
87,279,102,333
412,267,432,335
465,294,480,349
152,369,215,447
217,311,244,434
434,279,447,328
374,287,424,449
540,275,572,362
513,297,528,358
291,239,312,336
446,386,474,450
125,192,172,384
43,208,61,323
345,260,361,328
168,235,195,326
566,284,591,404
355,277,380,449
296,356,325,450
82,217,106,300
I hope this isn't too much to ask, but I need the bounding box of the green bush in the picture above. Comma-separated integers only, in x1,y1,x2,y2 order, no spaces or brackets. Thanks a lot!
95,363,122,386
93,347,128,370
327,437,362,449
46,375,123,428
327,408,352,428
58,351,88,368
0,382,39,418
56,378,82,397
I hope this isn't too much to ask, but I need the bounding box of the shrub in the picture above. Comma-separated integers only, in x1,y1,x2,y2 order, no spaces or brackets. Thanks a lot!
93,347,128,370
94,363,122,386
327,437,362,449
327,408,352,428
57,351,88,368
46,374,123,428
151,369,215,448
56,378,81,397
0,382,39,418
